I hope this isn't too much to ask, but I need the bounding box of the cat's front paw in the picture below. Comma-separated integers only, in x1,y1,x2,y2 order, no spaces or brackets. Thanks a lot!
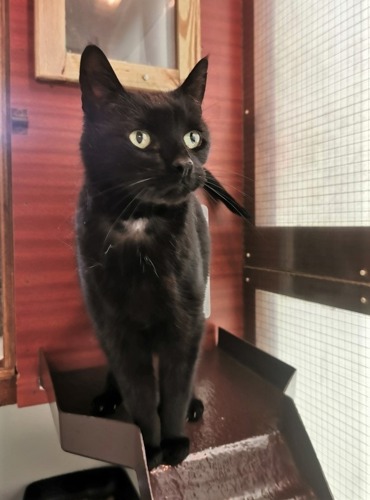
145,445,163,470
90,391,121,417
161,436,190,466
187,397,204,422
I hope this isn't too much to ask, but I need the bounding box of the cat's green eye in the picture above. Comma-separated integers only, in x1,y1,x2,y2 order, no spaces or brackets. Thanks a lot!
184,131,202,149
129,130,151,149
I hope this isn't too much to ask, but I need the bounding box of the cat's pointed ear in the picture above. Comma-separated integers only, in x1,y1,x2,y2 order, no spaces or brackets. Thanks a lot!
79,45,124,116
179,57,208,104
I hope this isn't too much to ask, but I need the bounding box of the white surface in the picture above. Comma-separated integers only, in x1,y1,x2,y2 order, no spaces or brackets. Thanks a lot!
255,0,370,226
256,291,370,500
0,403,109,500
254,1,370,497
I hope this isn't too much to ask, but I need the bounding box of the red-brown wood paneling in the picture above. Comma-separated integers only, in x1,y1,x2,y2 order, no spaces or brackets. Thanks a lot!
10,0,100,406
10,0,245,406
201,0,245,337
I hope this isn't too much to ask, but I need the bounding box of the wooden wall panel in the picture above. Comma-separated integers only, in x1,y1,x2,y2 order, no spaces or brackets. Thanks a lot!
201,0,245,337
10,0,244,406
10,0,99,407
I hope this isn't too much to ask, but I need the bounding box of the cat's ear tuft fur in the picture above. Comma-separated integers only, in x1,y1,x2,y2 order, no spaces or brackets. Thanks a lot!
79,45,124,116
179,57,208,104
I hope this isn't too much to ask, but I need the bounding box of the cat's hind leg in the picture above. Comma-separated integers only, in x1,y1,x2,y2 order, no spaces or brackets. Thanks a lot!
90,371,122,416
187,396,204,422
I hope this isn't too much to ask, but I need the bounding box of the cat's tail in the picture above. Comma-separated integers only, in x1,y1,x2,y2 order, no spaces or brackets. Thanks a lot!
203,169,251,221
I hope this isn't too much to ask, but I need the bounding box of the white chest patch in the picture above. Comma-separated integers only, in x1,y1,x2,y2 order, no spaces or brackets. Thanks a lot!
122,218,148,238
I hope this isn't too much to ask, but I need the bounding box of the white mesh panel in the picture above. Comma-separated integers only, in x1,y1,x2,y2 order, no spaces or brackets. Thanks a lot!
256,290,370,500
255,0,370,226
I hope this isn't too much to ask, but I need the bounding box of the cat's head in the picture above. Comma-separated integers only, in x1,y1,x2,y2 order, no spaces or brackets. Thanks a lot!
79,45,210,207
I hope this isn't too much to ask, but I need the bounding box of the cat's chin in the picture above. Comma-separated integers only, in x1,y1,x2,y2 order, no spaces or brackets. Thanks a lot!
136,193,187,207
139,182,204,207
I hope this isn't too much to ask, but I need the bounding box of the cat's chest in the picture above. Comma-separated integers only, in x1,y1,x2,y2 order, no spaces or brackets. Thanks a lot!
102,216,174,273
119,217,149,241
106,215,178,249
101,216,176,310
102,217,153,249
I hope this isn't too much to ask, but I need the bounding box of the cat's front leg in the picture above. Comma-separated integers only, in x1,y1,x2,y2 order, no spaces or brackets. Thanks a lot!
103,334,163,469
158,334,202,466
159,394,204,466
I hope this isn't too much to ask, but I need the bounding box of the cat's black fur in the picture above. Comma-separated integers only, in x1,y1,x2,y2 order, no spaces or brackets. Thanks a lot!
76,45,249,469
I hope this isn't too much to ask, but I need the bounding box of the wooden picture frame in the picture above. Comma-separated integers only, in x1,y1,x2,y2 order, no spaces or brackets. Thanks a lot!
34,0,201,91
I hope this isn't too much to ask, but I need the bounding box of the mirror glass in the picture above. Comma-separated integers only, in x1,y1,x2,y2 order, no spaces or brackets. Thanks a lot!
65,0,177,69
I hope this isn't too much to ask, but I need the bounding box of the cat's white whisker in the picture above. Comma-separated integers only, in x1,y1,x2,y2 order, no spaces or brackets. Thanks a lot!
104,244,114,255
204,183,250,222
210,169,255,183
205,178,251,202
91,177,154,199
144,255,159,277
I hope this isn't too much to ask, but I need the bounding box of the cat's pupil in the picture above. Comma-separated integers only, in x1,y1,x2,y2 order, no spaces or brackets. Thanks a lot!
190,132,196,143
136,131,143,143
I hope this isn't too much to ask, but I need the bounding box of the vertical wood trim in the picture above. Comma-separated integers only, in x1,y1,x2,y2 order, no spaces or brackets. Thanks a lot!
177,0,201,81
243,0,255,223
34,0,66,80
0,0,16,404
243,0,256,342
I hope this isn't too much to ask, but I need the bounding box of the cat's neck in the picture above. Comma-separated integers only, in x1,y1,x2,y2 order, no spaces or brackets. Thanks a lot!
84,183,189,222
127,201,188,220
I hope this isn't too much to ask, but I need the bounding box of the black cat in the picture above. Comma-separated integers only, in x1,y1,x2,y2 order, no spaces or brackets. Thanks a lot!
76,45,249,469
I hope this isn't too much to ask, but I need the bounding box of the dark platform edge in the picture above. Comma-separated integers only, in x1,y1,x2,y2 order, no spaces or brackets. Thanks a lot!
39,328,333,500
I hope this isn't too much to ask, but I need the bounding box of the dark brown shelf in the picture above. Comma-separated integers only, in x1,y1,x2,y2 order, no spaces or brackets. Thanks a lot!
39,328,333,499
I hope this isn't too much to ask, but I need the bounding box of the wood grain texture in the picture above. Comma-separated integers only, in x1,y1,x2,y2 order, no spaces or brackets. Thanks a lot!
10,0,245,406
0,0,16,405
0,374,16,405
10,0,98,406
201,0,245,338
243,0,255,342
177,0,201,78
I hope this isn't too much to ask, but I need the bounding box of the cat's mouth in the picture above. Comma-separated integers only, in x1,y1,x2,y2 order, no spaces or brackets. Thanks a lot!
166,170,206,198
137,173,205,205
180,171,205,191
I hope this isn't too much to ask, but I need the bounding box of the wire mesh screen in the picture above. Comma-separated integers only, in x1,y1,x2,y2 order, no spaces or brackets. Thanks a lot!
254,0,370,227
254,1,370,498
256,290,370,500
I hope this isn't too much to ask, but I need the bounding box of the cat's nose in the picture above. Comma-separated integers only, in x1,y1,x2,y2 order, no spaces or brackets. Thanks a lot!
172,156,194,176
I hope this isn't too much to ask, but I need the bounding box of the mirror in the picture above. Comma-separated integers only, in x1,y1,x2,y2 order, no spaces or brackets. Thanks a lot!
65,0,176,69
34,0,201,91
